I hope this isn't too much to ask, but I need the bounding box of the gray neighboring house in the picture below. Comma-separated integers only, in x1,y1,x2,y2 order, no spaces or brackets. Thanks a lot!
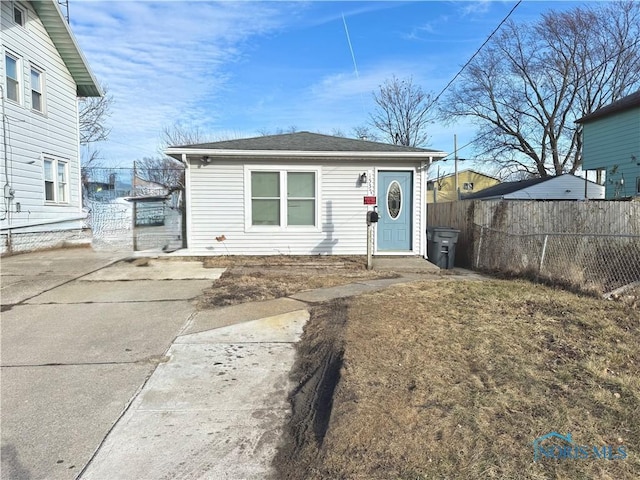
576,90,640,199
166,132,446,256
1,0,102,255
462,174,604,200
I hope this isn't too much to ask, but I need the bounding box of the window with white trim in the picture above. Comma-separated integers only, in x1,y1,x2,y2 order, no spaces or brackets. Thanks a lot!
463,182,474,191
5,54,20,103
13,4,26,26
248,168,318,228
30,66,44,112
44,157,68,203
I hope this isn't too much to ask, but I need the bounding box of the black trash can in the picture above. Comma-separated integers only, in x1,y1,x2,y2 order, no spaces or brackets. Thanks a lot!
426,227,460,269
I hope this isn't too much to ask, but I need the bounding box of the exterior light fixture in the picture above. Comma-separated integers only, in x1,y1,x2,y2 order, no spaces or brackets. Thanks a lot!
359,172,367,183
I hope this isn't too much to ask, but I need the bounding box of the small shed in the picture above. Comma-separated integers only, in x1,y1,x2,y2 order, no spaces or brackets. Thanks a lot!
166,132,446,256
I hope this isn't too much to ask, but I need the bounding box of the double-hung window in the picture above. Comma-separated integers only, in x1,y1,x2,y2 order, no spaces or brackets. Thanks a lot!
5,54,20,103
248,167,318,229
44,157,68,203
30,67,44,112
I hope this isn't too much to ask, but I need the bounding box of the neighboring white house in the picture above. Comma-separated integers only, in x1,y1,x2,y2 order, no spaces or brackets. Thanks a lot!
1,0,101,255
461,174,605,200
166,132,446,257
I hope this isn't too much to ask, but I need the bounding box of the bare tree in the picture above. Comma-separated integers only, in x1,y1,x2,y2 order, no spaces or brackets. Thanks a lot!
79,85,113,166
352,125,380,142
440,1,640,177
134,156,184,192
160,122,206,148
369,75,434,147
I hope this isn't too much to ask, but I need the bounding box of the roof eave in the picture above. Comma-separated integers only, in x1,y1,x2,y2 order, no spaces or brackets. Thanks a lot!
164,148,447,161
30,0,102,97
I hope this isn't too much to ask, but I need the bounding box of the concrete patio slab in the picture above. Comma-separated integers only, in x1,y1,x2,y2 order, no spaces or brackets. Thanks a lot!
1,249,125,306
26,279,212,304
80,308,304,480
1,302,194,366
183,297,306,335
81,410,285,480
1,363,153,480
177,310,308,345
81,260,225,281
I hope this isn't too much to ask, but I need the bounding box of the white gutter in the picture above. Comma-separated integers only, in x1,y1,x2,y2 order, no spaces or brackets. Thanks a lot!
165,148,447,160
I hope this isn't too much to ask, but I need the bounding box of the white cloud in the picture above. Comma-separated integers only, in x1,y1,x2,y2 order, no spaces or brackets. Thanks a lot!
71,1,302,164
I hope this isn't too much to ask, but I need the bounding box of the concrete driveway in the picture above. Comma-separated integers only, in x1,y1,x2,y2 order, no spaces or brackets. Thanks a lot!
0,249,223,480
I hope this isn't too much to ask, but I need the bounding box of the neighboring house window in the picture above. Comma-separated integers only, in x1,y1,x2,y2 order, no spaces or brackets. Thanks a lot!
248,168,318,228
30,67,44,112
5,54,20,103
463,182,474,191
44,158,68,203
13,4,25,26
426,181,434,191
636,177,640,196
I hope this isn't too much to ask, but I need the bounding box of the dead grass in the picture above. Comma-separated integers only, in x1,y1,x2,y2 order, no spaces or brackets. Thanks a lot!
277,279,640,479
197,256,398,308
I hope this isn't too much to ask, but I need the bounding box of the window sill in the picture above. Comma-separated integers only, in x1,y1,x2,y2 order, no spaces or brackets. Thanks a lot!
245,225,321,234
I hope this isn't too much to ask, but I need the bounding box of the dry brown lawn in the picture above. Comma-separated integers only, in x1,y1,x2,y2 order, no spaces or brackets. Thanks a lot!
276,279,640,480
198,255,398,308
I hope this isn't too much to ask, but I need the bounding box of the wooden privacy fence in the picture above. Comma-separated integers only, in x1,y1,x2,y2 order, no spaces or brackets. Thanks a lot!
427,200,640,293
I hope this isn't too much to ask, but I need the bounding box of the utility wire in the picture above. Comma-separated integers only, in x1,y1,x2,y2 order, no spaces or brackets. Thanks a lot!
428,1,522,110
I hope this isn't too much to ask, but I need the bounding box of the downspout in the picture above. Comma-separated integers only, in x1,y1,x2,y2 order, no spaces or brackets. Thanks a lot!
181,153,189,249
421,159,428,259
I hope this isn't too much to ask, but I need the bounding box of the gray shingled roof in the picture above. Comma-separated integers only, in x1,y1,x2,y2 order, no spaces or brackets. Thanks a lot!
173,131,442,153
576,90,640,124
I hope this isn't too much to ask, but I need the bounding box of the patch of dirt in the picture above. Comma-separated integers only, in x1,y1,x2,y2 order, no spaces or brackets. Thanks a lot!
197,256,399,308
273,299,348,480
275,279,640,479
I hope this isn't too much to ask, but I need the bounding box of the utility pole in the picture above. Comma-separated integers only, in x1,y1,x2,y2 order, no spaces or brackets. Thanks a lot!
454,134,459,200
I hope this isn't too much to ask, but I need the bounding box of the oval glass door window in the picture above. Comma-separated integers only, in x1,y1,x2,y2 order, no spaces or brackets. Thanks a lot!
387,180,402,219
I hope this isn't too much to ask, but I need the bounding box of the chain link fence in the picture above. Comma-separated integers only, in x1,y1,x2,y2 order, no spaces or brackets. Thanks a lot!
474,224,640,295
82,167,184,251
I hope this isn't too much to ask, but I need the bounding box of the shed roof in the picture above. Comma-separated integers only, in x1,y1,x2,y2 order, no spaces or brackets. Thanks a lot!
576,90,640,124
462,176,550,199
30,0,101,97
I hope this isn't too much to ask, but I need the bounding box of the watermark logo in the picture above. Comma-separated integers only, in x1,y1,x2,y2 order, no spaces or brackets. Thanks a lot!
533,432,627,461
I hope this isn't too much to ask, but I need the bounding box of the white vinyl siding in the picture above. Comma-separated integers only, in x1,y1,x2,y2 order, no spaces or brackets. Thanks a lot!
1,0,84,233
187,159,424,256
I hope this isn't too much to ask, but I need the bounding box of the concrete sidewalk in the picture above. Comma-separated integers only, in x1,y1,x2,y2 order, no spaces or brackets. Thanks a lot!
2,250,454,480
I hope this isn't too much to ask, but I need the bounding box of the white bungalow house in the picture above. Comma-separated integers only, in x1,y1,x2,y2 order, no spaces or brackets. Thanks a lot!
166,132,446,257
1,0,101,255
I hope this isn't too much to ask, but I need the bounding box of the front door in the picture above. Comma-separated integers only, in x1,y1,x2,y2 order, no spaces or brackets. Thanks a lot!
377,171,412,252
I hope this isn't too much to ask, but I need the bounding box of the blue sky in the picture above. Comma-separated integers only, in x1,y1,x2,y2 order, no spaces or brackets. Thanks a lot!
70,0,588,171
